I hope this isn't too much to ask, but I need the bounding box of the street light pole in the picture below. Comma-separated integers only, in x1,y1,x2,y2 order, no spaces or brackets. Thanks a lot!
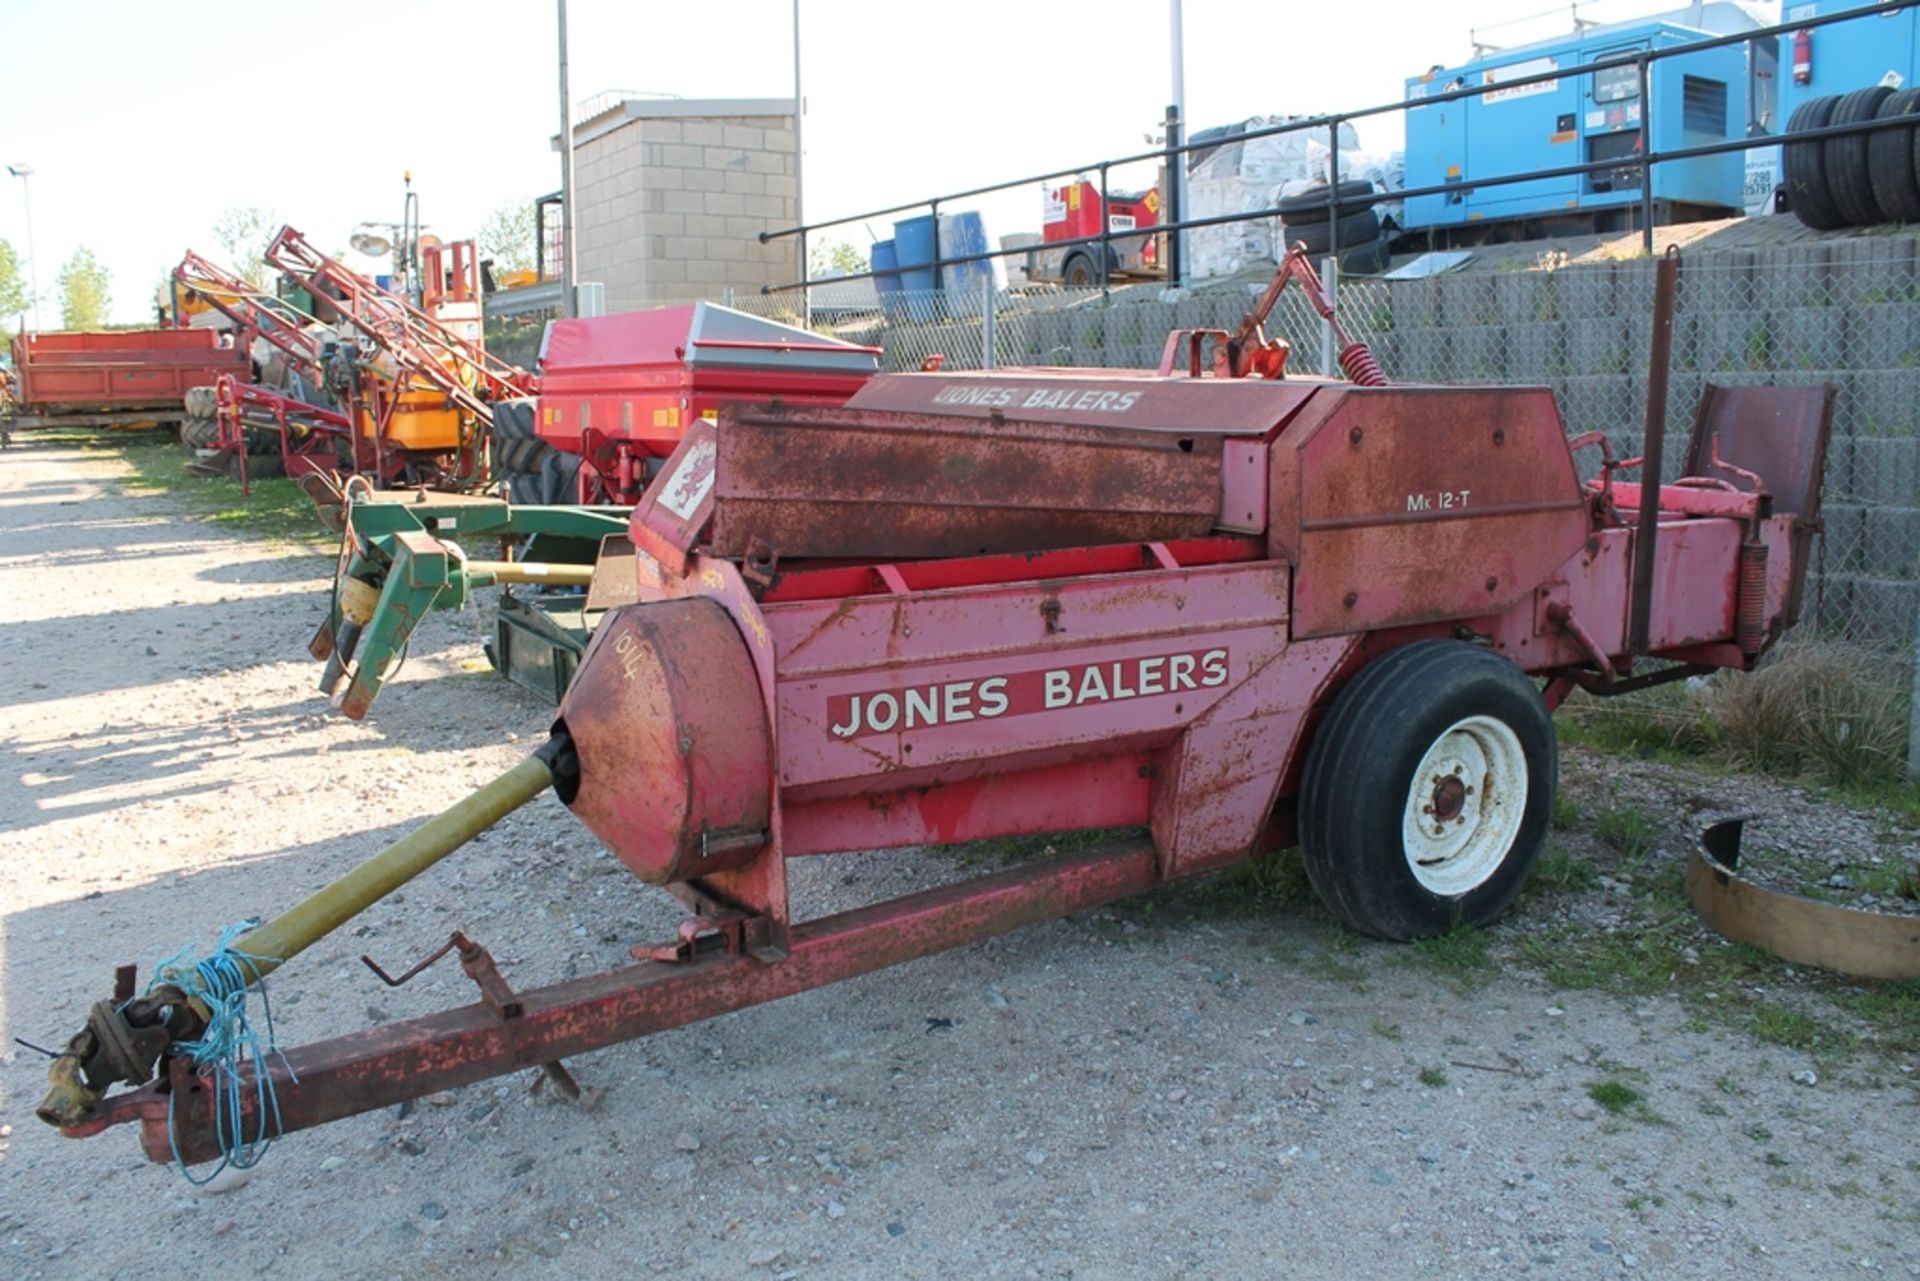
8,163,41,329
1167,1,1186,289
556,0,578,319
793,0,808,327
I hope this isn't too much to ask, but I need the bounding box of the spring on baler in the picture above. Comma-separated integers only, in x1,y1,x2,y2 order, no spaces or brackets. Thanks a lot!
1734,540,1769,654
1337,342,1387,387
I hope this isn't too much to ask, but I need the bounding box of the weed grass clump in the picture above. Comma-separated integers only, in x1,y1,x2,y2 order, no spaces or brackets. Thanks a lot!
1560,642,1911,792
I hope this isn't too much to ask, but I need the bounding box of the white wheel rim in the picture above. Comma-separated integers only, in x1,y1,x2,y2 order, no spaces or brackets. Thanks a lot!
1400,714,1529,897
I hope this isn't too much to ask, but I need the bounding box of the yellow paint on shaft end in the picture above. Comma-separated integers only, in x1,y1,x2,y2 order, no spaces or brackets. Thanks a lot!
234,753,555,975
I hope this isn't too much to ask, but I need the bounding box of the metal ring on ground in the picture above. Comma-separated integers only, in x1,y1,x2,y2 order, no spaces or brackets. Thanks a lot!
1686,817,1920,982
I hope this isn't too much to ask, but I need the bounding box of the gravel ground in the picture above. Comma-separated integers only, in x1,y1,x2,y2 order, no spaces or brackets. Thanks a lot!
2,439,1916,1280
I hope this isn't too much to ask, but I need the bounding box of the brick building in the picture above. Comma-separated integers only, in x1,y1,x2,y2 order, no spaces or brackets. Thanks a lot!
564,96,800,312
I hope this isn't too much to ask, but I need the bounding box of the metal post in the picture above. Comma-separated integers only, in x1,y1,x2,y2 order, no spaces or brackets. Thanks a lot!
8,163,40,329
1099,161,1112,303
556,0,578,319
1637,53,1655,255
1320,256,1339,378
1327,119,1342,260
1169,0,1187,288
1163,105,1183,287
793,0,809,328
1629,247,1681,655
1908,599,1920,781
981,272,996,369
929,197,941,294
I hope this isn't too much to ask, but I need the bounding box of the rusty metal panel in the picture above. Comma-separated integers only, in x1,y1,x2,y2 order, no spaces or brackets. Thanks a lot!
1276,386,1592,640
708,401,1229,561
1641,519,1741,650
1682,382,1835,626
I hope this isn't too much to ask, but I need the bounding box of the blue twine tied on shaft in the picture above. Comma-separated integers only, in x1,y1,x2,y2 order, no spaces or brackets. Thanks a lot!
150,921,296,1183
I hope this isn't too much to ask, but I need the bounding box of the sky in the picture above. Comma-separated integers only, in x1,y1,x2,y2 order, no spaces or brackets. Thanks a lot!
0,0,1770,325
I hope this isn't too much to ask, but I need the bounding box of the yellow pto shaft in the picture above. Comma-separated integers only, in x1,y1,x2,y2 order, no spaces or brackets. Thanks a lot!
232,751,556,976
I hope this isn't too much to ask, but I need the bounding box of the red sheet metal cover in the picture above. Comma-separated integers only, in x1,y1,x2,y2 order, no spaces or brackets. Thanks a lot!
541,306,701,376
846,369,1325,439
706,399,1232,562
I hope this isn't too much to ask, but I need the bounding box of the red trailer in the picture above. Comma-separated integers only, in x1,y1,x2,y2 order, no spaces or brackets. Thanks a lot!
535,302,880,504
1030,178,1166,287
4,329,249,434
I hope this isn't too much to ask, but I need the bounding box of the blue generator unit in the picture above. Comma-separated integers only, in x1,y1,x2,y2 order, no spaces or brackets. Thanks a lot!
1777,0,1920,123
1403,10,1769,240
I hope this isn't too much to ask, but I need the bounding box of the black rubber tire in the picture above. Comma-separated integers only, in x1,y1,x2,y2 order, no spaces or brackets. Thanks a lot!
1785,95,1848,230
497,435,551,475
492,398,555,477
180,416,220,449
1298,640,1556,941
1826,85,1895,226
539,449,583,504
1285,208,1381,257
1062,253,1100,288
505,469,547,506
492,397,538,441
1275,179,1375,224
239,450,286,479
1869,86,1920,224
1337,234,1390,276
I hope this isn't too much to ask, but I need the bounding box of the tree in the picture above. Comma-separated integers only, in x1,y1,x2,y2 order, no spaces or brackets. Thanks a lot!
0,237,27,321
808,239,869,279
477,200,537,276
211,206,276,288
57,247,111,329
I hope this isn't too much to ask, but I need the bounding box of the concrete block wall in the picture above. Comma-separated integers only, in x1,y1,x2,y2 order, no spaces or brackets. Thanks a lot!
571,102,798,313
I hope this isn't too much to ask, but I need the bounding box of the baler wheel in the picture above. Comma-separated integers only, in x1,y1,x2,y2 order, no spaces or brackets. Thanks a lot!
1298,640,1554,941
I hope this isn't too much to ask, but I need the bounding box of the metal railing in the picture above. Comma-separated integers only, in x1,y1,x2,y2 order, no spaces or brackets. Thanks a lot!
759,1,1918,304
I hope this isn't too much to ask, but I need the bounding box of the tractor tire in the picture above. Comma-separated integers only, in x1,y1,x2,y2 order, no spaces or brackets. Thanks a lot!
239,450,287,480
1062,253,1101,288
1785,95,1848,230
492,397,539,441
1826,85,1895,226
1298,639,1556,941
505,469,547,506
1285,208,1381,257
539,450,583,505
1275,180,1375,225
491,397,554,479
497,436,551,475
179,416,220,449
1868,86,1920,224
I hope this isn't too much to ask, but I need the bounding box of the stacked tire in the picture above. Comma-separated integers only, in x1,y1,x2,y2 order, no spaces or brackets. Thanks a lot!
491,398,580,505
180,385,219,449
1785,87,1920,230
1275,180,1393,276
